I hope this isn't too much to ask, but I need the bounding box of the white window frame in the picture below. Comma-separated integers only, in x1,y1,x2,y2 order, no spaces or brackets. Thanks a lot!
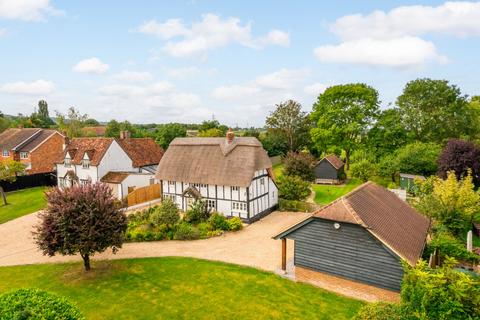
2,150,8,157
163,194,176,202
82,159,90,169
260,178,265,186
64,158,71,168
231,186,240,192
232,201,247,212
19,151,29,159
168,181,175,186
80,179,88,186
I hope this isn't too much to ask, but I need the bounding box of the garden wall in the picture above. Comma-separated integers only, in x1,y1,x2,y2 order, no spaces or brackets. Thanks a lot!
0,172,56,192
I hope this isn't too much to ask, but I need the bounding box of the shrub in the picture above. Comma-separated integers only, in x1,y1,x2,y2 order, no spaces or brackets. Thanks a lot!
207,229,223,237
424,231,480,264
401,258,480,320
350,159,377,182
227,217,243,231
353,302,403,320
395,142,442,176
283,151,315,181
277,175,310,201
208,213,229,231
184,199,210,224
197,222,210,238
174,222,200,240
150,199,180,227
438,139,480,186
0,288,84,320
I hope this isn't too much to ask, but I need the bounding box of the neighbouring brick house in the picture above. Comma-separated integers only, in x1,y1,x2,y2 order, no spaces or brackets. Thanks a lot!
0,128,65,174
55,131,164,200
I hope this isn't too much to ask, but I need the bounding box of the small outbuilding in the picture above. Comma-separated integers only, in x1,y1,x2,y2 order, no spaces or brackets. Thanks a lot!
313,154,345,184
399,173,426,191
274,182,430,292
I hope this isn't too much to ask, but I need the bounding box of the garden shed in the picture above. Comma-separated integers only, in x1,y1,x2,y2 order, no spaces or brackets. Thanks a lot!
399,173,426,190
274,182,430,292
313,154,345,184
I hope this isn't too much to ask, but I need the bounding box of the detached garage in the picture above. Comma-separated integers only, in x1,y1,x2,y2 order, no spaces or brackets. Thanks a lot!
274,182,430,292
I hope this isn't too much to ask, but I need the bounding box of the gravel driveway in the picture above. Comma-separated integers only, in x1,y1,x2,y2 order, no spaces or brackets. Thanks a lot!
0,211,309,271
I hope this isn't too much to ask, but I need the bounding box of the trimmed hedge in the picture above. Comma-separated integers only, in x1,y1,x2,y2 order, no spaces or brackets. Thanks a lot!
278,199,316,212
0,288,84,320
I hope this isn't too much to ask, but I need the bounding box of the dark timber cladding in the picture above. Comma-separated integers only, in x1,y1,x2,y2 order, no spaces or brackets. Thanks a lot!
274,182,430,292
314,154,345,180
290,219,404,291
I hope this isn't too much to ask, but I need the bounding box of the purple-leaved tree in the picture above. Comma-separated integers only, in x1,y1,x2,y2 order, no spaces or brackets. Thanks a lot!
438,139,480,185
34,182,127,271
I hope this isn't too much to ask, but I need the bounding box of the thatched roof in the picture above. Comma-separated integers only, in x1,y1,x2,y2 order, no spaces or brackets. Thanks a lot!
155,137,272,187
275,182,430,266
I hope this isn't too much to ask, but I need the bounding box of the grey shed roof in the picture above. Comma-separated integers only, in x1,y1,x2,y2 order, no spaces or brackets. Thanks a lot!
155,137,272,187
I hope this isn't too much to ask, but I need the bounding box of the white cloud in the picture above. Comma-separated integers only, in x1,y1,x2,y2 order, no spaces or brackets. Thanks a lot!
166,66,200,78
0,79,54,95
315,1,480,68
304,83,329,96
212,68,307,100
113,70,153,82
332,1,480,41
0,28,6,37
98,79,201,119
73,57,109,74
136,18,190,39
314,36,447,68
0,0,63,21
137,13,290,58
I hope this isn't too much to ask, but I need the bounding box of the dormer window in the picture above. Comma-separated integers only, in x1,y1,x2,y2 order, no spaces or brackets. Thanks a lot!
2,150,8,157
64,157,71,167
82,159,90,169
20,151,29,159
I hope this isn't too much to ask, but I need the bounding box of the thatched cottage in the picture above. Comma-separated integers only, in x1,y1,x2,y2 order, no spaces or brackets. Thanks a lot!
155,130,278,223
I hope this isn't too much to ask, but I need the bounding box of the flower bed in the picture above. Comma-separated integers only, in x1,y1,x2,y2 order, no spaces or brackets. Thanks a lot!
125,199,243,242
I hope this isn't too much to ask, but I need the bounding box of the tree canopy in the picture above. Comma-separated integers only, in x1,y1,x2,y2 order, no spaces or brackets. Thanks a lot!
34,182,127,271
0,159,25,205
155,123,187,149
396,78,475,142
266,100,311,152
311,83,380,169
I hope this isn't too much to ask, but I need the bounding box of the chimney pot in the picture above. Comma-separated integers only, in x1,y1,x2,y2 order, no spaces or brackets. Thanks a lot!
120,130,131,139
226,128,235,144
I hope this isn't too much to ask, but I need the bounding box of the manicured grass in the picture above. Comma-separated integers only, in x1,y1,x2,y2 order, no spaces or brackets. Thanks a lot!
0,257,364,319
313,179,362,205
273,163,284,178
0,187,47,224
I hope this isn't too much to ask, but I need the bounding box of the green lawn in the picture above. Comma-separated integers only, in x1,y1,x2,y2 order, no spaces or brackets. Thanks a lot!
0,187,47,224
0,257,364,319
313,179,362,205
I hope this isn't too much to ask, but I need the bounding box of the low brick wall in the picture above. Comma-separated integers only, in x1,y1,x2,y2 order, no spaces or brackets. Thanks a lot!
295,266,400,303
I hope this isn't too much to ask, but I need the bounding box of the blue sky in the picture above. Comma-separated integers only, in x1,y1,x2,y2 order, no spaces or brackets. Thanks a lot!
0,0,479,126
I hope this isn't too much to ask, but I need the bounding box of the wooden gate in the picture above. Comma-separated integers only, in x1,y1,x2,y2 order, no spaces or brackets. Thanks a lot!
127,183,161,207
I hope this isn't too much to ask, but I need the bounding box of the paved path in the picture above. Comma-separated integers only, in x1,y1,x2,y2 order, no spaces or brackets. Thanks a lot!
0,211,309,272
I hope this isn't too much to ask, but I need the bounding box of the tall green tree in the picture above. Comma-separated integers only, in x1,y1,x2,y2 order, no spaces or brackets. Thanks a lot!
56,107,88,138
105,120,136,138
0,111,10,133
266,100,311,152
30,100,55,128
367,108,409,158
397,78,476,142
155,123,187,149
311,84,380,169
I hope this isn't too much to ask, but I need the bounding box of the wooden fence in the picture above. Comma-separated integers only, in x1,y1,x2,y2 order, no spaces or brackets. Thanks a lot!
127,183,161,207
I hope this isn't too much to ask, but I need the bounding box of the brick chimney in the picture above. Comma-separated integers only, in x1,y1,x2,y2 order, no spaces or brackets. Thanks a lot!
226,128,235,144
120,130,131,139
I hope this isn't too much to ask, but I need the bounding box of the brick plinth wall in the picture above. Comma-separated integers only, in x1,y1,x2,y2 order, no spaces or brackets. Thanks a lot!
295,266,400,303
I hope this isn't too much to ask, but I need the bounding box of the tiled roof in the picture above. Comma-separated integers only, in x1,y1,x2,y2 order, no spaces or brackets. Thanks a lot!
0,128,42,150
323,154,344,170
100,171,130,184
155,137,272,187
59,137,163,168
18,130,61,151
276,182,430,266
61,138,113,166
117,138,164,168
